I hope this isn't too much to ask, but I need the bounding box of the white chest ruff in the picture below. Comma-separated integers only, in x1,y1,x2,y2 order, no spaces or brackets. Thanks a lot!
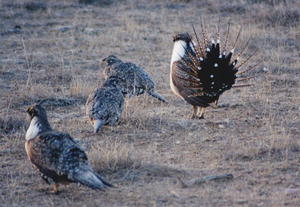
170,40,187,65
26,118,40,140
170,40,187,97
169,67,181,97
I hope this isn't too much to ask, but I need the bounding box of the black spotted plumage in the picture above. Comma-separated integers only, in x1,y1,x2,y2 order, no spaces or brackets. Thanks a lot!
25,103,112,193
171,26,258,119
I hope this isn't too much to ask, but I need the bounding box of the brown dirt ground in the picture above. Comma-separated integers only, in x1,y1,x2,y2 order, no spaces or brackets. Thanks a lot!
0,0,299,206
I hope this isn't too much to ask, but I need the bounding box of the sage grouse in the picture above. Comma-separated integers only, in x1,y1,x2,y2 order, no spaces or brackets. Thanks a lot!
25,103,112,193
170,26,257,119
102,55,167,103
85,78,125,133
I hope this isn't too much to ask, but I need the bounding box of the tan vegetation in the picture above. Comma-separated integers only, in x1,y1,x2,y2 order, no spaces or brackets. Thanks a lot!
0,0,299,206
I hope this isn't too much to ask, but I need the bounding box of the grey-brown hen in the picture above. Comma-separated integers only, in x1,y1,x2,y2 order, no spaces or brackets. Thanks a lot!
102,55,167,103
86,78,125,133
25,103,112,193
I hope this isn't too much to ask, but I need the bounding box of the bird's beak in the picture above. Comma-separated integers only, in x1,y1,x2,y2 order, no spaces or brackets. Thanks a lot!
26,107,35,118
26,107,32,114
172,35,176,42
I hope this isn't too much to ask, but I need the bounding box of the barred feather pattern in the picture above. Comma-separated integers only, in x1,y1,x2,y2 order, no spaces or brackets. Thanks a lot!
27,132,87,182
25,104,112,190
102,55,167,102
85,86,124,132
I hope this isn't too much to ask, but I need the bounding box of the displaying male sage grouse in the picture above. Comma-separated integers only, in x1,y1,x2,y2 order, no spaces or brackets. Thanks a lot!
85,77,125,133
25,103,112,193
102,55,167,103
170,25,258,119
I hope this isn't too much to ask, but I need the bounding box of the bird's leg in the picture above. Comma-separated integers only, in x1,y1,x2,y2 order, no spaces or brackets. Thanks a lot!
197,107,205,119
124,99,129,117
211,98,219,109
190,106,199,119
50,183,59,194
214,99,219,106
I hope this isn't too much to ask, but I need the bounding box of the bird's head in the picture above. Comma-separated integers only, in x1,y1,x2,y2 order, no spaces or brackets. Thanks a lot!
173,33,192,43
102,55,122,66
101,55,122,78
25,101,52,140
171,33,193,64
26,102,47,120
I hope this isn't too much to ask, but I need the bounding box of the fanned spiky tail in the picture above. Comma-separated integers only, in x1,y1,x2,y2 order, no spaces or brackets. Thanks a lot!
177,23,259,102
147,90,167,103
71,168,112,190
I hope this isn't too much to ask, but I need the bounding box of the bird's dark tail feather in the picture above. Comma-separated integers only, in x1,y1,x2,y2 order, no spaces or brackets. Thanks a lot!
71,168,112,190
177,22,260,99
96,174,114,188
94,119,105,133
148,91,167,103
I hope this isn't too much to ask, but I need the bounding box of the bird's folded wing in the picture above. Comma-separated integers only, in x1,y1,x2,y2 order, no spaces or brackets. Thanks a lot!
27,132,85,175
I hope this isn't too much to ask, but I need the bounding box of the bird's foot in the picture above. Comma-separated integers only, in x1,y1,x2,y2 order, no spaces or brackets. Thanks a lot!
50,184,59,194
190,114,204,119
211,104,219,109
198,115,204,119
190,114,197,119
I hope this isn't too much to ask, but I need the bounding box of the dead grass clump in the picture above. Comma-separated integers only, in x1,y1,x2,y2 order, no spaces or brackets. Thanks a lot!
138,164,185,178
35,98,81,107
78,0,116,6
267,8,300,27
89,141,139,173
69,76,98,99
34,73,72,87
16,83,56,103
220,4,247,15
228,144,300,162
168,0,192,3
271,78,298,89
24,2,47,11
0,116,25,135
254,6,300,27
246,0,288,6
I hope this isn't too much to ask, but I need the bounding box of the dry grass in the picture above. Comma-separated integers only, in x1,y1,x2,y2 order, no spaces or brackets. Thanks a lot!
0,0,299,206
89,140,138,173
